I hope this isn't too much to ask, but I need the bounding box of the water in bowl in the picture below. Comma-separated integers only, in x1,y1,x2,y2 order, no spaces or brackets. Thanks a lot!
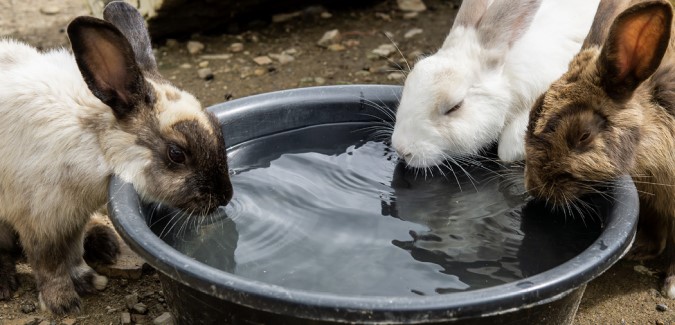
148,123,602,297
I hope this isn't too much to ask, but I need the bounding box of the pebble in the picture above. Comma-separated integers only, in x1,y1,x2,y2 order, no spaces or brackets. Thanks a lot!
657,303,668,312
254,68,266,76
656,321,665,325
375,13,392,21
387,72,406,81
153,312,174,325
253,56,273,65
404,28,423,39
327,44,346,52
317,29,340,47
186,41,205,55
634,265,657,276
62,318,76,325
40,6,60,15
198,68,214,80
272,11,301,23
121,312,132,325
179,63,192,69
321,12,332,19
314,77,326,85
397,0,427,12
124,293,139,309
343,39,360,48
269,53,295,64
198,61,209,68
105,306,117,314
230,43,244,53
403,12,419,19
133,303,148,315
20,303,36,314
372,44,397,57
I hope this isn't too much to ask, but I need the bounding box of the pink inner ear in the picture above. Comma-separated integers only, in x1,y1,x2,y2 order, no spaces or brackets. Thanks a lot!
83,32,131,103
615,10,668,80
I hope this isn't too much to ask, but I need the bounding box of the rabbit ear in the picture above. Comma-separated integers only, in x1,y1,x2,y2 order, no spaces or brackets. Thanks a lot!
452,0,491,29
68,16,148,119
103,1,158,74
477,0,542,51
599,1,672,101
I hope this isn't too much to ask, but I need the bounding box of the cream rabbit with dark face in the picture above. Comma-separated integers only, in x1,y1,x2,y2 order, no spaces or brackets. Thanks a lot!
524,0,675,297
0,2,232,314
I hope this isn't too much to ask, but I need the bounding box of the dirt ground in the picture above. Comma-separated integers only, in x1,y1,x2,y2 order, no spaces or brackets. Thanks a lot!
2,0,675,324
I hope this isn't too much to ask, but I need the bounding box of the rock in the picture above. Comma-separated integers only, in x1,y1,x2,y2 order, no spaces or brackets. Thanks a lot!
284,48,298,55
198,61,209,68
230,43,244,53
198,68,214,80
656,320,665,325
132,303,148,315
61,318,76,325
179,63,192,69
634,265,657,276
20,303,36,314
254,68,266,76
253,56,273,65
321,12,332,19
327,44,346,52
153,312,174,325
269,53,295,64
375,13,392,21
317,29,341,47
387,72,406,81
314,77,326,85
40,6,61,15
404,28,423,39
343,40,360,48
403,12,419,19
656,303,668,312
397,0,427,12
125,294,139,310
121,312,132,325
200,54,233,60
272,11,301,23
186,41,205,55
105,306,117,314
372,44,397,57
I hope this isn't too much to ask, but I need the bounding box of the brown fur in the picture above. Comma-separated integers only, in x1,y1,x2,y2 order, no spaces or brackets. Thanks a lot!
525,0,675,295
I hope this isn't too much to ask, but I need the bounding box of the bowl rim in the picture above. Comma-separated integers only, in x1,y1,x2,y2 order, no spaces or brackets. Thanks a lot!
108,85,638,323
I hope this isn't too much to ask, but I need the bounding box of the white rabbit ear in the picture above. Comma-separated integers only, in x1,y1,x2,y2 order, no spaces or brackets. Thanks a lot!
477,0,542,51
452,0,492,29
103,1,158,75
68,17,149,119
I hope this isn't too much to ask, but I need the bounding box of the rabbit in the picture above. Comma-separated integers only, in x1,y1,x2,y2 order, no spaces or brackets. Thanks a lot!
523,0,675,297
391,0,600,168
0,1,233,314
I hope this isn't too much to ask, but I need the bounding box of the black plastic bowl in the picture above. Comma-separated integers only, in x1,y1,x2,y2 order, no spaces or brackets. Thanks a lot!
108,85,638,325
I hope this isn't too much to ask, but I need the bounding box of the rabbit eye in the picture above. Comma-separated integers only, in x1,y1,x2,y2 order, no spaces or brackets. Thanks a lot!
167,144,186,165
579,132,591,143
444,101,463,115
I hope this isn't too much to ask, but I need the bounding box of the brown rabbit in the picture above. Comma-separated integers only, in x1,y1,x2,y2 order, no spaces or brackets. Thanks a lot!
524,0,675,297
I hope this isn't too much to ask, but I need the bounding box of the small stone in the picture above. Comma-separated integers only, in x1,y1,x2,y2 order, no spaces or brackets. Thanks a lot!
314,77,326,85
179,63,192,69
372,44,397,57
327,44,346,52
269,53,295,64
272,11,301,23
230,43,244,53
317,29,341,47
62,318,76,325
375,13,392,21
132,303,148,315
343,39,360,48
40,6,60,15
387,72,406,81
397,0,427,12
254,68,266,76
165,39,179,48
634,265,657,276
656,303,668,312
197,68,214,80
187,41,205,55
404,28,423,39
403,12,419,19
656,320,665,325
153,312,174,325
105,306,117,314
320,12,332,19
198,61,209,68
284,48,298,55
20,303,36,314
121,312,131,325
124,294,139,309
253,56,273,65
299,77,314,86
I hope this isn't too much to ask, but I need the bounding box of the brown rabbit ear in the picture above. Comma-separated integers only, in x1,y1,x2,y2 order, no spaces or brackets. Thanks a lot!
103,1,158,75
67,16,148,119
599,1,673,101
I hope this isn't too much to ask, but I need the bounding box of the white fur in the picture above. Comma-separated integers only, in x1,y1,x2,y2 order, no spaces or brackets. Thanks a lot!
392,0,599,166
0,39,151,240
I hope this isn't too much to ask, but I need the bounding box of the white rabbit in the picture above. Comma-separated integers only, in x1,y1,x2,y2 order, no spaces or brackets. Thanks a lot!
0,1,232,314
391,0,600,166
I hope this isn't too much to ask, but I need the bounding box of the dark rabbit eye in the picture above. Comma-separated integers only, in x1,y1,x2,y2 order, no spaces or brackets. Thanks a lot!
167,144,186,165
579,132,591,143
444,101,463,115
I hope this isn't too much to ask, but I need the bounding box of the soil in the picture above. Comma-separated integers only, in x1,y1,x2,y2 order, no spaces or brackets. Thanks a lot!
1,0,674,324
